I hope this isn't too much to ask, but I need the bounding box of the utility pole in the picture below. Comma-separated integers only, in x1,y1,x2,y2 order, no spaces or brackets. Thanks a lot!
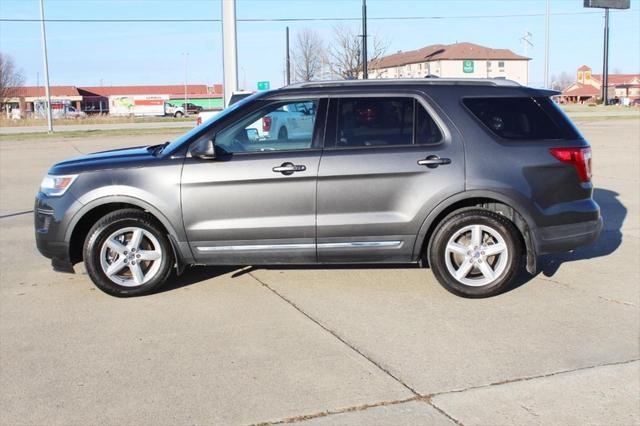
602,8,610,104
285,27,291,85
544,0,550,88
583,0,630,104
222,0,238,107
39,0,53,132
361,0,368,79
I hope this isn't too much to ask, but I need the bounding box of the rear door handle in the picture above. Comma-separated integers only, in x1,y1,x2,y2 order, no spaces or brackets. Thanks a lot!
418,155,451,168
272,162,307,175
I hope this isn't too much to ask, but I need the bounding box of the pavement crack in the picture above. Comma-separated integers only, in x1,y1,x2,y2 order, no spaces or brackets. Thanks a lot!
423,396,465,426
429,358,640,398
0,210,32,219
67,142,86,155
249,395,422,425
597,295,638,307
247,271,420,397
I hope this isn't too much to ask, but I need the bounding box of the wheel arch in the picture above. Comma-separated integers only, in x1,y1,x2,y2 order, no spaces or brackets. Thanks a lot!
66,196,182,265
413,190,538,274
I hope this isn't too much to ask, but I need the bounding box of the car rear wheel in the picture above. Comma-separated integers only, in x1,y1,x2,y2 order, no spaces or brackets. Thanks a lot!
428,209,522,298
174,111,183,118
83,209,174,297
277,126,288,141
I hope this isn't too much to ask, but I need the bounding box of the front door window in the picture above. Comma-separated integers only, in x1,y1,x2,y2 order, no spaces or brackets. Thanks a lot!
212,99,319,153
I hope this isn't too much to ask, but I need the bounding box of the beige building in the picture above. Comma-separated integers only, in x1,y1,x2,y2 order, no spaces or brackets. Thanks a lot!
368,42,530,85
561,65,640,104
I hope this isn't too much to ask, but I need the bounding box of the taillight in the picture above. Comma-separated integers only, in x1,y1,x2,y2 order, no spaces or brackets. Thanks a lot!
550,147,592,182
196,116,202,126
262,116,271,132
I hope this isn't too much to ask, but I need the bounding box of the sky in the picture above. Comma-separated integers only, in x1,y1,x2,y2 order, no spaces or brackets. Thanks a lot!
0,0,639,90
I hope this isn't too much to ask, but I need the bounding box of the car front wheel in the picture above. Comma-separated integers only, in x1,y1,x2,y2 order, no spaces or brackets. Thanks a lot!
83,209,174,297
428,209,522,298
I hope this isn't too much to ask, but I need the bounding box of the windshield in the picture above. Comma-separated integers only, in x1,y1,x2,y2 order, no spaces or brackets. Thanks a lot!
161,91,263,156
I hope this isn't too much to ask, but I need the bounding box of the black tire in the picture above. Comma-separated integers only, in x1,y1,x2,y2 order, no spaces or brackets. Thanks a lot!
174,111,183,118
83,209,174,297
428,209,522,298
277,126,288,141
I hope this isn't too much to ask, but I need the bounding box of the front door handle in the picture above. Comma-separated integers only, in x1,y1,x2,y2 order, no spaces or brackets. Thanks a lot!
418,155,451,169
272,162,307,175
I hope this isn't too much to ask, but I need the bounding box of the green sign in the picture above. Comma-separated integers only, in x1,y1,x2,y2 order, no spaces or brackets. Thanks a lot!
463,60,474,73
257,81,270,90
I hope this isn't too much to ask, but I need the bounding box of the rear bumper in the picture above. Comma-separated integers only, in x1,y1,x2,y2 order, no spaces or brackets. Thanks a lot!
535,217,603,255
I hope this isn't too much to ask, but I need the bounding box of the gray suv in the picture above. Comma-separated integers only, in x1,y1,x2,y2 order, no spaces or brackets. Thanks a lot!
35,79,602,298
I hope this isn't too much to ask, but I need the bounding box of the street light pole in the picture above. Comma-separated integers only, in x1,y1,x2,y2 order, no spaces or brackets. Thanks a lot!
222,0,238,107
361,0,368,79
544,0,550,88
602,8,610,104
39,0,53,132
183,52,188,115
286,27,291,85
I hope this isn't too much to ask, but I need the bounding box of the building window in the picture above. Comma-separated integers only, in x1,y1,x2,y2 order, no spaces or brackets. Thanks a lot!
498,61,505,69
486,60,492,69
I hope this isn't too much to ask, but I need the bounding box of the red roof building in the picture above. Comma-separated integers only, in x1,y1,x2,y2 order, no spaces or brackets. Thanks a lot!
561,65,640,103
2,84,224,114
368,42,530,85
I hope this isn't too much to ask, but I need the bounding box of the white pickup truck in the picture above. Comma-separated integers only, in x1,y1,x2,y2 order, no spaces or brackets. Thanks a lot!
196,98,316,143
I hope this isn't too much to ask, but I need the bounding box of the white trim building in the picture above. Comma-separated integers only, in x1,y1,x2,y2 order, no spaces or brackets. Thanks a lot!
368,42,530,85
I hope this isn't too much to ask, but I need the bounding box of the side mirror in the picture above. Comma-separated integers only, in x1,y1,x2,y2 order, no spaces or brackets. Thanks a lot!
246,128,259,142
191,138,216,160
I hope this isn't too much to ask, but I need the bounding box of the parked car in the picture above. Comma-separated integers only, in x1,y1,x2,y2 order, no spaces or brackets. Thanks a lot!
181,103,203,114
195,91,254,126
196,99,314,143
164,102,185,117
229,90,255,106
35,79,601,298
65,105,87,119
196,110,221,126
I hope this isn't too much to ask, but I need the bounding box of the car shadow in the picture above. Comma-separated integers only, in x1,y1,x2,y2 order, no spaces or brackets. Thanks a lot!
157,187,625,295
537,187,625,277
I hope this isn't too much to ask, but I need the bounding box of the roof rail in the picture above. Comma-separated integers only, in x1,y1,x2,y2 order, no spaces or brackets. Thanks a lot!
284,78,522,89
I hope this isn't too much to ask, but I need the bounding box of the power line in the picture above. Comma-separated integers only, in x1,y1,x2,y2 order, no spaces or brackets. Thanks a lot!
0,10,618,23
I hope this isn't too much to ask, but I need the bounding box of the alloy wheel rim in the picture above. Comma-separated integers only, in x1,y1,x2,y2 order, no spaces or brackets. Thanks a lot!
444,224,509,287
99,227,163,287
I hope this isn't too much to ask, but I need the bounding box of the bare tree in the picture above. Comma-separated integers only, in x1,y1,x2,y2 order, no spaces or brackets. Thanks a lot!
292,29,325,82
328,25,387,79
550,71,574,91
0,53,25,102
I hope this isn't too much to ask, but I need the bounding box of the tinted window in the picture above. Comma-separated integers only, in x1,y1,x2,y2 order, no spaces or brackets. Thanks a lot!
416,102,443,145
335,97,442,148
464,97,579,140
203,99,319,153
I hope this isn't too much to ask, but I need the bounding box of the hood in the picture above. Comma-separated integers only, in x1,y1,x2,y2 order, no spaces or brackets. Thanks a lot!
48,145,158,175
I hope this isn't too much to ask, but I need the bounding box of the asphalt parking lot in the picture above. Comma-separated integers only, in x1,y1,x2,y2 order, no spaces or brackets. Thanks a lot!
1,119,638,425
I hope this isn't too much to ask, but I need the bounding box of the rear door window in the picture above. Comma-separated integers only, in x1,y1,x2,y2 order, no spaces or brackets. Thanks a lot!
463,97,580,140
332,97,442,148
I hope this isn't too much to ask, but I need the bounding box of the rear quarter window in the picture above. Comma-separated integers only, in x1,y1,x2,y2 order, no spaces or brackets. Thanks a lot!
463,97,581,140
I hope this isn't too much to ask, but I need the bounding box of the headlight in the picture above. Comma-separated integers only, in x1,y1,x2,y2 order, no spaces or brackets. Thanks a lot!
40,174,78,196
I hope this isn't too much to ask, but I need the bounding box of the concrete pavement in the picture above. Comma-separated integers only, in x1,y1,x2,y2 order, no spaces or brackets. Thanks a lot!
0,119,638,425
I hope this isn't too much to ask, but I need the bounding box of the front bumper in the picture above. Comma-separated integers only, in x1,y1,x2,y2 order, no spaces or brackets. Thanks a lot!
535,217,603,255
34,192,82,273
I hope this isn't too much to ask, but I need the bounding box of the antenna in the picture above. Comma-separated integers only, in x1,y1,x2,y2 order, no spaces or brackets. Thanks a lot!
520,31,533,85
